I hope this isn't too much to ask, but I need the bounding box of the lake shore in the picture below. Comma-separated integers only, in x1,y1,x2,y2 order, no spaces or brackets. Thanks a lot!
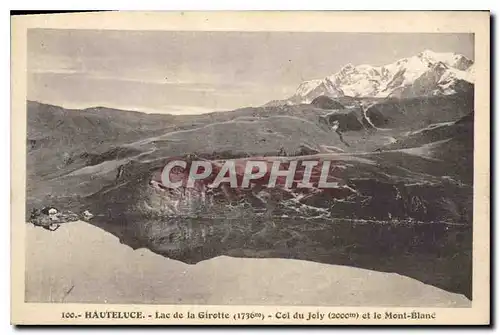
25,221,471,307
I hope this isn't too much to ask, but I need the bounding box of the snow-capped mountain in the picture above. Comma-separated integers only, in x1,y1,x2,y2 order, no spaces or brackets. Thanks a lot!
285,50,474,104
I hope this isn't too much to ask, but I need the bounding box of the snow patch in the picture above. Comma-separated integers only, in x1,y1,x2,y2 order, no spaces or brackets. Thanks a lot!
290,50,474,102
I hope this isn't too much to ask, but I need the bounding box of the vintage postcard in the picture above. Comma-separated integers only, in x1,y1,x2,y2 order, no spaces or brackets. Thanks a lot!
11,11,490,325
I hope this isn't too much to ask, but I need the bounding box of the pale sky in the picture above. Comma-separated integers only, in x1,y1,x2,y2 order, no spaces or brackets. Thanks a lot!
27,30,474,114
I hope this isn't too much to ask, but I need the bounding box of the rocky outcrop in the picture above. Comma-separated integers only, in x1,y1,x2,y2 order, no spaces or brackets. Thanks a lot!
29,207,94,231
311,96,345,110
318,109,365,131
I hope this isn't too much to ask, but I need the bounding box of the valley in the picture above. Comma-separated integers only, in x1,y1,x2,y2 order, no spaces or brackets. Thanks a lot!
26,83,474,299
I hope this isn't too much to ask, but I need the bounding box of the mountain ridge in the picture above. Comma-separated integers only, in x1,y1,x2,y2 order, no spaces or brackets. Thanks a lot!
269,50,474,105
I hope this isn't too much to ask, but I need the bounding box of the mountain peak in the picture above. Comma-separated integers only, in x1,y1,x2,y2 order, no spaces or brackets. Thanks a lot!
418,49,441,58
286,50,474,103
416,50,473,70
340,63,355,71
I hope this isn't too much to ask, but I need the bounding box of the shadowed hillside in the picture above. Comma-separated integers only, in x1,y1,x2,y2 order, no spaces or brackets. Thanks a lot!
311,95,345,110
365,91,473,129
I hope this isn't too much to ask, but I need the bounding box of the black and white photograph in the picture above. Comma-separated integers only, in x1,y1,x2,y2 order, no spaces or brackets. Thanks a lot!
10,11,490,325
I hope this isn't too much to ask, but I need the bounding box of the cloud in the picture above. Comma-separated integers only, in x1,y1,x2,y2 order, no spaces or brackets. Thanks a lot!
29,69,84,75
156,105,219,115
30,69,221,88
87,104,219,115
